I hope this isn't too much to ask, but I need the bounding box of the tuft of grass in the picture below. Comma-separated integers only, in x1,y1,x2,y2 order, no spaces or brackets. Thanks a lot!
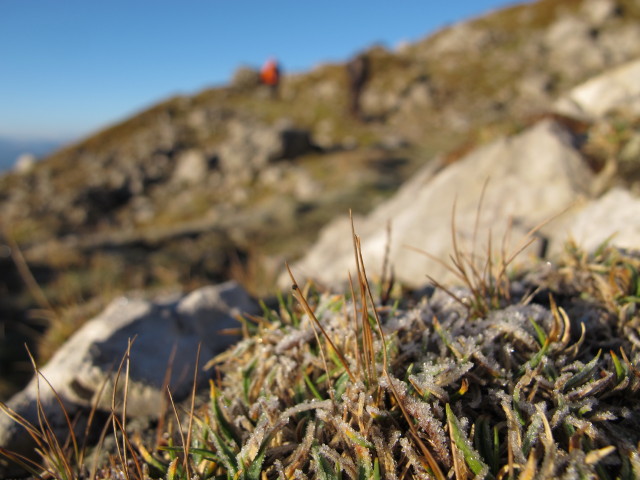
408,180,567,320
118,222,637,479
0,344,130,480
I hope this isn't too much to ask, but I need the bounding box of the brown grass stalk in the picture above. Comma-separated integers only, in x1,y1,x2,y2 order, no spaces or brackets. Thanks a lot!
285,263,356,384
350,216,446,480
183,343,201,480
3,228,58,322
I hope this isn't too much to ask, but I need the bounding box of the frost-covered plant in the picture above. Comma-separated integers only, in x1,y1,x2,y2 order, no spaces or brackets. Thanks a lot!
3,230,640,479
129,234,640,480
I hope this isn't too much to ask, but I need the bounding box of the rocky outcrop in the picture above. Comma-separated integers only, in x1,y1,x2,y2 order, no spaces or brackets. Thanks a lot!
13,153,36,173
287,48,640,289
171,148,215,185
285,119,596,289
386,0,640,138
554,57,640,120
218,119,316,182
0,281,258,476
542,0,639,82
548,187,640,255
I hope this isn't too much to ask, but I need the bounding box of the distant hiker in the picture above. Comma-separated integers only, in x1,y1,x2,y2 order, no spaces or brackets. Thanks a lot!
346,53,370,120
260,57,281,99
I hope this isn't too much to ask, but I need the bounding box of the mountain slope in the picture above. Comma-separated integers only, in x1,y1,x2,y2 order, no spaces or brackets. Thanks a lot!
2,0,640,399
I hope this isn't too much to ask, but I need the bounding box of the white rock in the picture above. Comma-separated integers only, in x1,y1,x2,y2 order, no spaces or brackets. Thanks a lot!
13,153,36,173
548,188,640,255
0,282,258,474
581,0,618,25
554,58,640,120
172,149,209,185
544,14,606,80
285,120,594,289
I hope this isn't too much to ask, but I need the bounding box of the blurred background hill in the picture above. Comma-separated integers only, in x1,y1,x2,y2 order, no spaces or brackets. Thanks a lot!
3,0,640,400
0,0,513,160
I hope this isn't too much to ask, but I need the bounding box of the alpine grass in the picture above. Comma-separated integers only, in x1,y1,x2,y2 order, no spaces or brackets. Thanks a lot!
2,222,640,479
126,225,640,479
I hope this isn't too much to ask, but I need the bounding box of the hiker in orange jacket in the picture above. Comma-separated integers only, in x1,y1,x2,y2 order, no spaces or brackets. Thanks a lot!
260,58,281,98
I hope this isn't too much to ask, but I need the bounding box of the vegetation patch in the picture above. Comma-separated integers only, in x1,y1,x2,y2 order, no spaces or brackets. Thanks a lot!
3,224,640,479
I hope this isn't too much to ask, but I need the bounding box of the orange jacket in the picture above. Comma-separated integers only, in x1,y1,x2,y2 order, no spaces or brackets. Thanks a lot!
261,59,280,86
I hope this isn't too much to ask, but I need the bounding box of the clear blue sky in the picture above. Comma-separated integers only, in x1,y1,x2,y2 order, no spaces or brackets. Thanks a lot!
0,1,521,142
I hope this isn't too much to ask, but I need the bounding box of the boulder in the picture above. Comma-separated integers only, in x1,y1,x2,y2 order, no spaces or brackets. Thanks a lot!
0,281,258,475
581,0,619,25
171,149,212,185
544,15,606,79
284,120,595,289
218,119,315,181
554,58,640,120
547,187,640,256
13,153,36,174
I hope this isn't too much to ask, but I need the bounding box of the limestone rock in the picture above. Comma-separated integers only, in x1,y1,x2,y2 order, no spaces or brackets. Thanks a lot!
13,153,36,174
581,0,619,25
544,15,606,79
171,149,213,185
547,188,640,256
0,281,258,475
429,22,493,56
285,120,594,289
554,57,640,120
218,119,315,180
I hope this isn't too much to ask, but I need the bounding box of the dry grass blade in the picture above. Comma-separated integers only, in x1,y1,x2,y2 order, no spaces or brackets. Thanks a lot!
536,404,556,477
348,274,363,381
0,344,116,479
585,446,616,465
3,227,58,323
182,343,202,480
0,402,40,441
549,295,571,349
77,364,114,477
407,191,573,318
27,346,76,478
518,450,537,480
0,403,52,477
350,216,446,480
448,192,498,305
285,262,356,384
497,203,574,280
354,235,380,388
379,219,394,305
156,344,177,450
449,197,468,288
351,211,377,385
88,413,115,480
0,445,47,478
110,336,145,480
471,179,490,270
285,266,337,401
405,245,467,285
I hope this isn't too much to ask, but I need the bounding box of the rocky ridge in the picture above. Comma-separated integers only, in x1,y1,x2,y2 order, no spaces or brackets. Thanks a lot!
287,52,640,289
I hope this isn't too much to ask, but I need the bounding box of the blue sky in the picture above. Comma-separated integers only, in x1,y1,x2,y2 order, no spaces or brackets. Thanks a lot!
0,1,521,142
